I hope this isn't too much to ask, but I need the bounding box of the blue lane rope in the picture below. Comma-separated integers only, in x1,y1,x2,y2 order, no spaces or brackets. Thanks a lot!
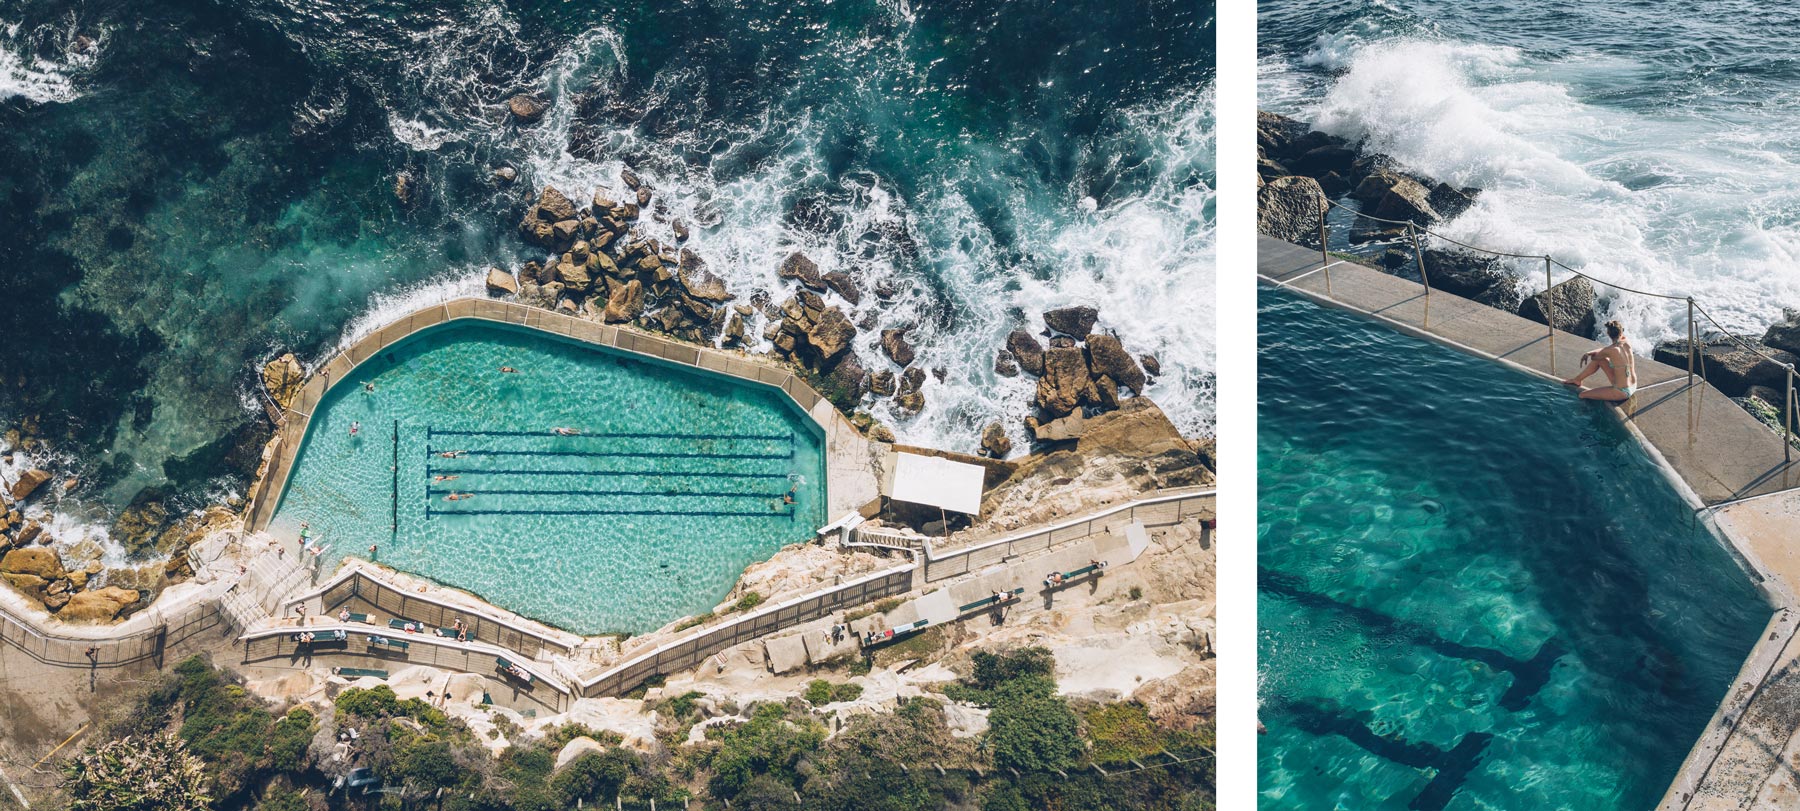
425,488,785,499
425,466,791,479
427,448,792,461
429,427,794,442
426,507,795,518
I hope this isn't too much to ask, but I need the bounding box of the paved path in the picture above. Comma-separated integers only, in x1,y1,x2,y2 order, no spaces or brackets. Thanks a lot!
1258,234,1800,811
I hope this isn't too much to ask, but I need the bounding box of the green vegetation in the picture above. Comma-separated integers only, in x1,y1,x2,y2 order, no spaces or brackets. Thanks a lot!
54,651,1212,810
732,591,766,612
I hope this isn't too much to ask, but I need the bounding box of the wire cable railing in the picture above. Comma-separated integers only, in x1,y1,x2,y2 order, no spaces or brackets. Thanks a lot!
1305,194,1798,470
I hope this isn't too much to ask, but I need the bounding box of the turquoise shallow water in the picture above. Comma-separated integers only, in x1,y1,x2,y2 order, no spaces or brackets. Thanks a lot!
272,322,825,635
1258,290,1769,810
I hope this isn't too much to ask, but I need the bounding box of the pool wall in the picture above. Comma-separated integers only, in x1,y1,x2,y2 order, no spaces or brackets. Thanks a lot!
245,297,887,537
1257,234,1800,810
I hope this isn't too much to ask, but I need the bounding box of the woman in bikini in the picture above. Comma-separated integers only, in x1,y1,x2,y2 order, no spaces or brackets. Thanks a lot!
1563,320,1638,401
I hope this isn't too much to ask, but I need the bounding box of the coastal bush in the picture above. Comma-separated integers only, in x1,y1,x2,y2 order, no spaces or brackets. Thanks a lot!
803,679,833,704
798,698,978,811
987,678,1083,773
63,732,211,811
1082,702,1163,766
705,702,827,799
550,749,635,805
733,591,766,612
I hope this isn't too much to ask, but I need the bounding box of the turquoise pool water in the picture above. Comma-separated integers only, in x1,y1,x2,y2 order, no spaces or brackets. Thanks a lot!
271,321,827,635
1258,290,1769,810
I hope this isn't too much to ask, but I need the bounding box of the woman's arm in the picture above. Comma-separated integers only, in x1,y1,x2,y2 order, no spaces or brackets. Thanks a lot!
1564,357,1603,386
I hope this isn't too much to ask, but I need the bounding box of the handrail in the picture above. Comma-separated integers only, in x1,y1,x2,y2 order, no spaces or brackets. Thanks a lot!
1313,192,1796,460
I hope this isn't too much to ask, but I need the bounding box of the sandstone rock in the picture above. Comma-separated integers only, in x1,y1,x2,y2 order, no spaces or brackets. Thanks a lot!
1043,306,1099,338
15,521,42,545
1654,340,1800,398
1,547,64,580
723,313,748,347
1006,330,1045,376
261,354,305,410
536,186,579,223
778,252,826,291
894,390,925,415
823,354,870,402
1290,144,1357,179
680,267,733,303
979,422,1012,458
1049,335,1076,349
1368,176,1440,225
1256,111,1309,159
1761,309,1800,356
900,367,926,396
507,94,547,122
1036,347,1097,418
671,219,690,242
554,260,592,292
868,422,896,443
804,308,857,364
1085,334,1146,394
870,370,896,396
1257,175,1325,245
994,350,1019,378
485,267,519,297
57,586,139,623
1140,353,1161,377
1076,397,1196,461
491,166,517,184
621,168,641,191
1518,277,1598,339
821,271,860,304
603,280,645,323
2,572,46,598
881,329,915,367
9,468,52,502
1094,374,1121,410
1034,412,1086,442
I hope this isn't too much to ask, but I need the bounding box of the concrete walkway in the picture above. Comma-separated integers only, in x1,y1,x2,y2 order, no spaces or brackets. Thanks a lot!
1258,234,1800,811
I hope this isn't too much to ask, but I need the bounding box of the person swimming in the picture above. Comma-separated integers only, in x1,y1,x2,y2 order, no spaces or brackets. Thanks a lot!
443,492,473,502
364,381,375,393
432,474,460,482
782,485,796,505
349,421,361,436
552,426,581,436
437,450,467,458
1563,320,1639,401
500,366,518,374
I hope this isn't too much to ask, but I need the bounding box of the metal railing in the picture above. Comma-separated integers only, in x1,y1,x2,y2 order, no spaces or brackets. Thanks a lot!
0,597,229,671
1307,195,1798,466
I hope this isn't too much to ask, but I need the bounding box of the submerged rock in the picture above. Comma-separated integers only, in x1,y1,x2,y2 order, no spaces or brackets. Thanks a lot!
507,94,547,122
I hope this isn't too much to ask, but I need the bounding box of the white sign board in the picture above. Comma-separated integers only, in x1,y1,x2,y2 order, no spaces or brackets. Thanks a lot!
887,452,985,515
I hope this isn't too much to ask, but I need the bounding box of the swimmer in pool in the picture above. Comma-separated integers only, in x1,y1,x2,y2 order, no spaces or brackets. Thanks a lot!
364,382,375,393
349,421,361,436
437,450,466,458
500,366,518,374
443,492,473,502
433,474,460,482
1563,320,1639,401
552,426,581,436
782,486,796,505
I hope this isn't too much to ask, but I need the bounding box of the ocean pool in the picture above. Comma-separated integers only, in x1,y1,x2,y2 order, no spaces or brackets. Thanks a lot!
270,320,827,635
1258,289,1769,810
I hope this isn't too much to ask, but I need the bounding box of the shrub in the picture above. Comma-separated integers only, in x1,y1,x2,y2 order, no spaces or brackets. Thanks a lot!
551,749,635,805
987,678,1083,773
705,703,826,799
1082,702,1164,766
733,591,765,612
63,732,211,811
804,680,833,704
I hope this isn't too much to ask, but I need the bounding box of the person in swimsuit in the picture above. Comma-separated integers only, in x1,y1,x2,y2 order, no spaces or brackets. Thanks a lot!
1563,320,1639,401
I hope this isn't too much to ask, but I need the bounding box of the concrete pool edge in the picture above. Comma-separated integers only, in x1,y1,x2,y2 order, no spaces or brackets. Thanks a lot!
1256,235,1800,811
244,297,887,538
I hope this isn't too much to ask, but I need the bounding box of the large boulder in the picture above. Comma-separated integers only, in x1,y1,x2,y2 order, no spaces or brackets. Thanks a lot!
1428,183,1479,221
979,421,1013,458
821,271,860,304
57,586,140,623
881,329,916,367
9,468,52,502
485,267,519,297
603,280,645,323
1761,309,1800,356
778,252,826,291
1036,347,1097,418
1256,111,1309,160
1418,250,1524,311
822,353,870,404
1,547,64,580
507,94,547,122
1654,340,1800,398
1518,278,1598,339
1085,334,1146,394
679,267,733,303
1006,330,1045,376
1043,306,1099,338
805,308,858,364
1257,175,1325,245
1368,177,1440,225
535,186,579,223
261,354,305,411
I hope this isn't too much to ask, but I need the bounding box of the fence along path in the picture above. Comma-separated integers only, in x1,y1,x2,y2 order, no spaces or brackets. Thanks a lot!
243,297,861,533
1261,201,1800,508
0,595,228,670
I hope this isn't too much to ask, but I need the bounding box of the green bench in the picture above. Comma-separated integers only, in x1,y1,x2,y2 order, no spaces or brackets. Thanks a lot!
862,618,930,647
332,667,389,679
959,588,1025,613
1043,561,1107,588
387,618,426,633
343,612,373,624
496,657,533,684
366,635,409,650
434,627,474,642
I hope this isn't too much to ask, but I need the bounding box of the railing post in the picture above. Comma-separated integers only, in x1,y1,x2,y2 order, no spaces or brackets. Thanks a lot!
1410,223,1431,326
1687,297,1697,388
1317,197,1333,296
1788,364,1795,465
1545,256,1556,377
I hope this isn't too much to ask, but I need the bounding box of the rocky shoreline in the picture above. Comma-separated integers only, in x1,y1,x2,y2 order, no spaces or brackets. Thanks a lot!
1258,110,1800,435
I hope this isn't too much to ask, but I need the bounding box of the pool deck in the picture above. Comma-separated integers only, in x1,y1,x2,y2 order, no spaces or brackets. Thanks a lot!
1257,234,1800,811
244,297,888,536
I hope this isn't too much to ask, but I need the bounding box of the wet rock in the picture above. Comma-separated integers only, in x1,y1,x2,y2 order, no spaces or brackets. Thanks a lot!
603,280,645,323
621,168,641,191
536,187,579,223
1043,306,1099,338
507,94,547,122
393,172,417,207
679,267,733,303
636,186,653,207
1315,171,1351,198
1419,250,1524,311
1049,335,1077,349
1085,334,1146,394
723,312,748,346
1761,309,1800,356
491,166,517,184
980,421,1013,458
894,390,925,415
485,267,519,297
823,354,870,402
15,521,42,545
58,586,140,623
870,370,896,396
1257,175,1325,245
261,354,305,411
9,469,51,502
554,259,592,292
900,367,926,395
881,329,916,367
1654,340,1800,398
1368,176,1440,225
1518,277,1598,339
821,271,860,304
1289,144,1357,179
778,251,826,291
804,308,857,364
1006,330,1046,376
671,219,690,242
1256,111,1310,159
1036,347,1097,418
1139,353,1160,378
1428,183,1479,221
994,350,1019,378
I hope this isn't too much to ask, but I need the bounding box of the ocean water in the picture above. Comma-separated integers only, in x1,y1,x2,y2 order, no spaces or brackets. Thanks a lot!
1259,289,1768,810
0,0,1214,545
271,321,826,635
1261,0,1800,344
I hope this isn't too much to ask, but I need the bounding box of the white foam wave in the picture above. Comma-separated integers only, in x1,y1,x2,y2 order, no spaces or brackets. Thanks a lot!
333,266,493,355
0,19,101,104
1288,35,1800,344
